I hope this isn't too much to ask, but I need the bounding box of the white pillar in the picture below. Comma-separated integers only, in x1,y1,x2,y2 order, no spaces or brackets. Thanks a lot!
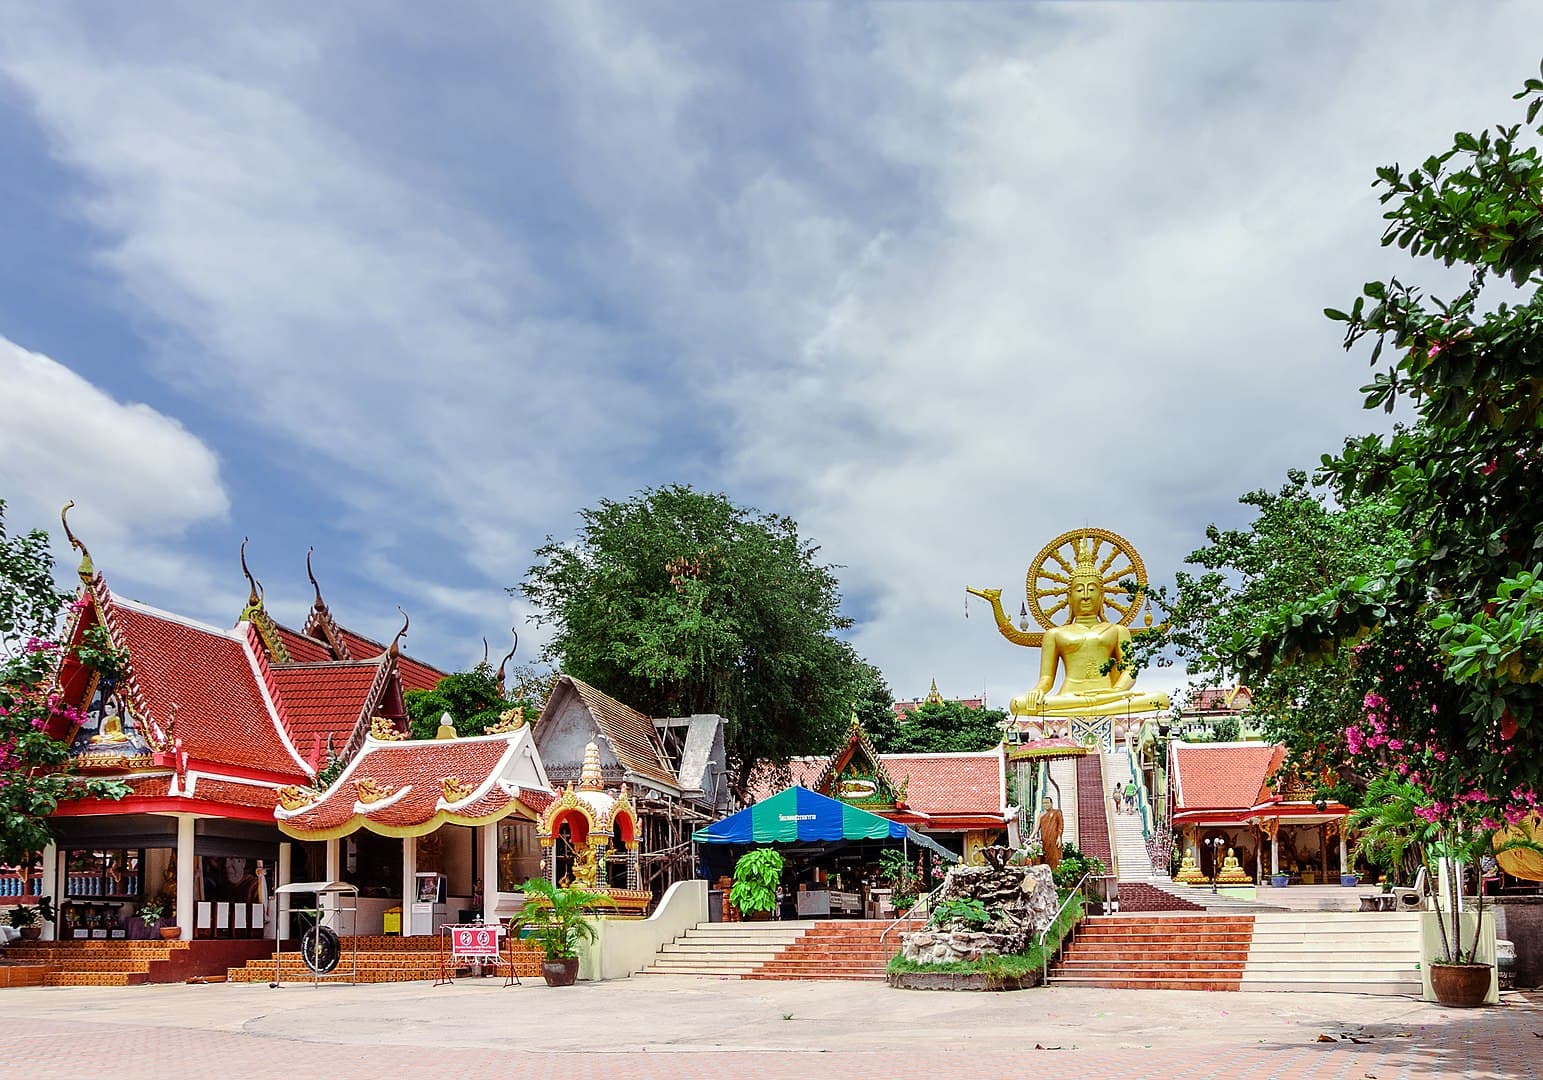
481,824,499,925
401,835,418,937
175,815,195,941
1338,831,1349,879
276,842,292,942
1270,833,1280,877
39,843,58,942
323,837,340,923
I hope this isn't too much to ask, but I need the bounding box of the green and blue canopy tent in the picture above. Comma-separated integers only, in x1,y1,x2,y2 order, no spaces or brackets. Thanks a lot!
693,785,958,863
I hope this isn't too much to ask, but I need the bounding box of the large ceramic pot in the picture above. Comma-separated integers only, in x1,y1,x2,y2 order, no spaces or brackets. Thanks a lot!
18,927,41,941
540,957,580,987
159,926,181,941
1429,962,1492,1007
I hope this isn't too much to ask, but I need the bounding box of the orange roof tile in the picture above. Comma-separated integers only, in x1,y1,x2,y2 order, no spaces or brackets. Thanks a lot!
110,600,308,777
269,660,383,759
885,752,1007,817
331,627,446,693
274,625,334,664
192,778,282,811
1171,743,1281,811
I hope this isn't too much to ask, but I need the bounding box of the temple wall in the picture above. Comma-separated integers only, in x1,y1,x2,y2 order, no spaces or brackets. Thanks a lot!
578,878,707,981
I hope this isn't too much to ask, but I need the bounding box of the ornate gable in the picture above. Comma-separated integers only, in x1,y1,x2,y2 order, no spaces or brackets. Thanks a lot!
813,714,907,811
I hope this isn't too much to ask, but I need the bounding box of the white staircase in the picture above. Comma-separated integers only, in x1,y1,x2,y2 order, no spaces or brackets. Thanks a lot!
1239,911,1423,995
1103,751,1158,881
636,922,812,978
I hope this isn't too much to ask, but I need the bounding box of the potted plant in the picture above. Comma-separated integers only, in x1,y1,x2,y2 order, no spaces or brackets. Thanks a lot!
509,878,608,986
1270,872,1290,888
728,848,784,922
7,898,54,941
136,899,177,939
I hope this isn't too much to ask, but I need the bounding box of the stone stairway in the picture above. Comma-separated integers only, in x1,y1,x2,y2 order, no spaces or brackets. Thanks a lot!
2,939,192,986
227,935,543,984
741,920,907,981
1104,751,1159,881
1239,912,1423,995
1049,914,1256,990
637,922,815,978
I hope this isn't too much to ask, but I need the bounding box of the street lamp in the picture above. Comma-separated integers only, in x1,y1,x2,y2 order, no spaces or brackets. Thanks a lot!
1205,836,1227,895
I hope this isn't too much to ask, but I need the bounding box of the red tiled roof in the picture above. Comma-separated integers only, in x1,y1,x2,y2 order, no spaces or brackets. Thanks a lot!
885,752,1007,817
331,627,446,693
269,661,383,760
121,775,172,798
274,625,334,664
558,677,679,790
110,600,308,777
1171,743,1282,811
747,753,1008,822
277,730,550,838
1186,686,1254,713
192,778,282,811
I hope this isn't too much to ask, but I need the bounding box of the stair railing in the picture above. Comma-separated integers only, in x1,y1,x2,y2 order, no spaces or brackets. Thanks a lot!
1124,740,1154,842
1038,870,1094,983
878,881,945,945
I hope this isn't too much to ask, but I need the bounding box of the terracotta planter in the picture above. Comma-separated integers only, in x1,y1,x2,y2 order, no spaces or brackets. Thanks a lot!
18,927,41,941
540,958,579,987
1429,962,1492,1007
159,926,181,941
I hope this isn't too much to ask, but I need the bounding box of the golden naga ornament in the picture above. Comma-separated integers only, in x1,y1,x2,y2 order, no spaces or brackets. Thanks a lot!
277,786,317,811
369,715,406,741
441,776,474,803
354,778,393,804
968,527,1169,719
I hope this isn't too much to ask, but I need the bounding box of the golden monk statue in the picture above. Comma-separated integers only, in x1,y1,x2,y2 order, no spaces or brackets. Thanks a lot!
1035,796,1065,871
968,528,1169,718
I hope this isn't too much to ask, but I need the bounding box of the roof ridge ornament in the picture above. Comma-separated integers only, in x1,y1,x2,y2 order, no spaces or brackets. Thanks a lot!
60,501,94,582
496,627,519,691
238,538,290,664
306,546,325,612
388,606,409,658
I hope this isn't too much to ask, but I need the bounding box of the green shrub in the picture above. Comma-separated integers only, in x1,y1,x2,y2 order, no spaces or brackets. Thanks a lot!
728,848,784,915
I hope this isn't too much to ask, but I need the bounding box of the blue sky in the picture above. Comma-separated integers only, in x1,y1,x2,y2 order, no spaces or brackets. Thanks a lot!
2,2,1540,705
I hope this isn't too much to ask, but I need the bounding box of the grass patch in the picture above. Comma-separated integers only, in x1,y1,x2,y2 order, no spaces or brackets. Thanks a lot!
886,892,1084,978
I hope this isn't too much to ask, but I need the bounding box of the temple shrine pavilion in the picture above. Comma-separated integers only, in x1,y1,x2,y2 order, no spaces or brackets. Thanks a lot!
30,512,558,943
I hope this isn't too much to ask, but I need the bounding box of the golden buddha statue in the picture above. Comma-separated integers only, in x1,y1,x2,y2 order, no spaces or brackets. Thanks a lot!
572,845,598,889
89,700,132,744
1217,847,1252,885
969,528,1169,718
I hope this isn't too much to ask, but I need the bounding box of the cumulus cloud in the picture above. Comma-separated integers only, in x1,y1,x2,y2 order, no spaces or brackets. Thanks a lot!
0,333,232,609
1,1,1539,696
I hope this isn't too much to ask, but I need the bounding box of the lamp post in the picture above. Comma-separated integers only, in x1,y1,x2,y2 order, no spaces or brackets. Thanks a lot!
1205,837,1226,895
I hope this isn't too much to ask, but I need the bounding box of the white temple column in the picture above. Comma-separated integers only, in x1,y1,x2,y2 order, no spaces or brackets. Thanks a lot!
276,842,292,942
400,834,418,937
1269,832,1280,877
323,838,340,923
1338,830,1349,878
481,824,499,925
175,815,195,941
39,843,58,941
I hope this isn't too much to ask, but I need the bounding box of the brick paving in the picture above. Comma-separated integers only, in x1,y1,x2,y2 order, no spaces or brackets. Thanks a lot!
0,983,1536,1080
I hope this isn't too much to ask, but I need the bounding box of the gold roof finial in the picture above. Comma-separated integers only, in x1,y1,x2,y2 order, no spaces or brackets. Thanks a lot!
388,606,409,657
60,501,94,582
306,547,325,612
1071,536,1099,581
925,677,943,705
579,740,604,790
240,537,262,608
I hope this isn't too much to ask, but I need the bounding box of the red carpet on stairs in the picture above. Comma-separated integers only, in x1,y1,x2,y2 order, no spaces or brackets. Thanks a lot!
1117,882,1205,912
1074,753,1113,867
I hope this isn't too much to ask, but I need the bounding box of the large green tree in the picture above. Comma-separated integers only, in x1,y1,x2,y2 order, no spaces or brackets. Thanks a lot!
874,699,1006,754
519,485,866,794
1235,71,1543,816
1132,473,1406,805
403,661,551,740
0,501,126,863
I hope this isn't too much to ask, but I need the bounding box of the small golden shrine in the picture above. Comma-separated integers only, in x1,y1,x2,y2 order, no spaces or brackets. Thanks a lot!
535,741,650,914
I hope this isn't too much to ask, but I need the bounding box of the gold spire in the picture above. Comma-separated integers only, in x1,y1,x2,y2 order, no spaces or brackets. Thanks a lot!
579,740,604,790
925,678,943,705
434,711,457,740
60,501,94,582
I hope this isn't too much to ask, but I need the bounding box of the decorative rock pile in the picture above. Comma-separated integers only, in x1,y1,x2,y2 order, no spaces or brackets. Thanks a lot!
900,853,1058,965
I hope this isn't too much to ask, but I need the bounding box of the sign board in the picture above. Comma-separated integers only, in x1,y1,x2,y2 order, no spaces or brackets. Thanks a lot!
449,925,500,959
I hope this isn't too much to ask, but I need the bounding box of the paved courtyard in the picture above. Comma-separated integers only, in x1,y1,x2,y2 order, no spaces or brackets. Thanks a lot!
0,977,1537,1079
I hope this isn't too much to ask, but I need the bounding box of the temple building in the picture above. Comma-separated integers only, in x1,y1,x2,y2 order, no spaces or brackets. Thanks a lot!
1168,741,1352,885
760,716,1016,861
33,512,557,943
891,678,985,718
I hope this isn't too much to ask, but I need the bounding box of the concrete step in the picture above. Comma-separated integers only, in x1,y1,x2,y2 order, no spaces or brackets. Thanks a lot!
1048,975,1241,991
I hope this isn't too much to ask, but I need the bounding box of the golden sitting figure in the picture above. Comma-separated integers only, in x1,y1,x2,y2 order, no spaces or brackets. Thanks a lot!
969,528,1169,718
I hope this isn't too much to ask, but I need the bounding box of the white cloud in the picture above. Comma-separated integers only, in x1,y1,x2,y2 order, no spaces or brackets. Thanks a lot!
0,333,232,608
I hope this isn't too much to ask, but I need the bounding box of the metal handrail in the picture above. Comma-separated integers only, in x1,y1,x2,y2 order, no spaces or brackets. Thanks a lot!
879,881,945,944
1038,871,1093,983
1124,741,1154,840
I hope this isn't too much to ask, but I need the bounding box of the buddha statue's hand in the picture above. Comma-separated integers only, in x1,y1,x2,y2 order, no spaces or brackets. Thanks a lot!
1022,688,1046,709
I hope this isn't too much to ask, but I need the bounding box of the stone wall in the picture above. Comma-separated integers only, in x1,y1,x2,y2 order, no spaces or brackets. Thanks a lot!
1495,896,1543,989
900,862,1058,965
